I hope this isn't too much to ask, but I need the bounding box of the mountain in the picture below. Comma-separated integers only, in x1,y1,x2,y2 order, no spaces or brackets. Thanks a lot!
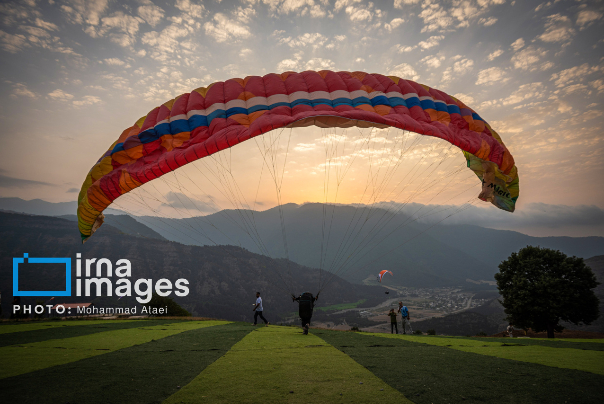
0,211,385,322
136,203,491,288
0,197,78,216
428,225,604,278
59,214,167,241
3,197,602,289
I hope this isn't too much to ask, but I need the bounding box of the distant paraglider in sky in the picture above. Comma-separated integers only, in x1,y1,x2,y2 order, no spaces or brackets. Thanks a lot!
378,270,393,283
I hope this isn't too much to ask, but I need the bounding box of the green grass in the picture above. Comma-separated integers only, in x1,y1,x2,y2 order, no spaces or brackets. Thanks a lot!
316,299,367,312
368,333,604,375
3,322,603,403
0,323,251,404
0,319,181,348
315,329,604,404
452,336,604,351
0,319,139,334
163,325,411,404
0,320,228,379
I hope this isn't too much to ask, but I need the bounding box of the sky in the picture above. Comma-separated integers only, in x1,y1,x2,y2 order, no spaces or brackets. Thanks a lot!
0,0,603,236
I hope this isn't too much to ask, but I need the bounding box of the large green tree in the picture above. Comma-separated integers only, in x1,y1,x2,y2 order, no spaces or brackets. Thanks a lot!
495,246,599,338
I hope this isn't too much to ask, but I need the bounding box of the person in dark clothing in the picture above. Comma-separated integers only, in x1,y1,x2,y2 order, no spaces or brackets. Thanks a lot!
292,292,318,335
388,308,398,334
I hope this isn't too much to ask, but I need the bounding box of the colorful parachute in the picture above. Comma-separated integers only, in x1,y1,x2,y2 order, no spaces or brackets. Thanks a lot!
77,70,519,242
378,270,393,283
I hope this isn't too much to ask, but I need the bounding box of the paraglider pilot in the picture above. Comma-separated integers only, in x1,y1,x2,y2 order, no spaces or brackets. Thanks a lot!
292,292,319,335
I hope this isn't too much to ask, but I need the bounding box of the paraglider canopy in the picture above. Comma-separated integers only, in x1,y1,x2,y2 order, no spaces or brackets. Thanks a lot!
378,270,393,283
77,70,519,243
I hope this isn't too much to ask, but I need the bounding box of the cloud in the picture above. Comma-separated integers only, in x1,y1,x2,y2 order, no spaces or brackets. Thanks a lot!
66,187,80,193
279,33,328,48
478,16,497,26
138,3,164,27
388,63,419,81
73,95,102,107
204,13,251,43
394,0,420,7
142,23,195,61
294,143,316,152
418,35,444,50
305,58,335,70
590,79,604,93
103,57,125,66
384,18,404,31
0,30,29,53
476,67,508,85
550,63,599,87
48,89,74,101
511,46,550,71
510,38,524,51
421,55,445,68
61,0,109,26
487,49,503,61
0,171,53,189
502,82,545,105
34,18,58,31
452,93,474,105
161,191,219,213
85,12,144,47
576,9,603,29
396,35,444,53
175,0,206,18
10,83,37,99
538,13,575,43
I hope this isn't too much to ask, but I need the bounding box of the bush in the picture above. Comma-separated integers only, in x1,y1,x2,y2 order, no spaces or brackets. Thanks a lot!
350,326,359,331
413,330,422,335
476,331,487,337
426,329,436,335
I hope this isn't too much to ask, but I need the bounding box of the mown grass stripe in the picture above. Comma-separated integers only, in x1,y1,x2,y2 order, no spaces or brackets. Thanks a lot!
0,320,139,335
163,325,412,404
369,333,604,375
316,330,604,404
0,320,227,379
0,319,180,348
432,334,604,351
0,323,251,404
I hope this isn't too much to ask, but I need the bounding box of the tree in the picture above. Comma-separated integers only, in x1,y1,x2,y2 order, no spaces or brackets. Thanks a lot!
495,246,599,338
144,293,191,317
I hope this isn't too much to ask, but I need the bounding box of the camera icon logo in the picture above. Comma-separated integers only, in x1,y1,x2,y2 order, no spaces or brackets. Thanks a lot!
13,253,71,297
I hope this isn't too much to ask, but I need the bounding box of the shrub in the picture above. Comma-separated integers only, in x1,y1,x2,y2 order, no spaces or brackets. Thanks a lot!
413,330,422,335
426,329,436,335
477,331,487,337
350,326,359,331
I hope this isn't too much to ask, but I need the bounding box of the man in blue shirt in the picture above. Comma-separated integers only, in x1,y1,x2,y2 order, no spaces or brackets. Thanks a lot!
398,301,412,334
252,292,269,326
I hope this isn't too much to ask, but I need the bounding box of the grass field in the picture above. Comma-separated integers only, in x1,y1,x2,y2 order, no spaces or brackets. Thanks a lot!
1,320,602,403
315,299,367,312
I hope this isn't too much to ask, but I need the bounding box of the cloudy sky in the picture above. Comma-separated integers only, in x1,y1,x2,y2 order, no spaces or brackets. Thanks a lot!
0,0,603,236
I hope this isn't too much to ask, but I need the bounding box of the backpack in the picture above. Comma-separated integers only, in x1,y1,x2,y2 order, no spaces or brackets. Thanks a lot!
298,292,315,315
401,306,408,317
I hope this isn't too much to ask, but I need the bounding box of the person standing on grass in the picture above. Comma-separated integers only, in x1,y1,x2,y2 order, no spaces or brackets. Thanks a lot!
507,323,514,338
252,292,269,326
292,292,318,335
388,308,398,334
398,301,412,334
